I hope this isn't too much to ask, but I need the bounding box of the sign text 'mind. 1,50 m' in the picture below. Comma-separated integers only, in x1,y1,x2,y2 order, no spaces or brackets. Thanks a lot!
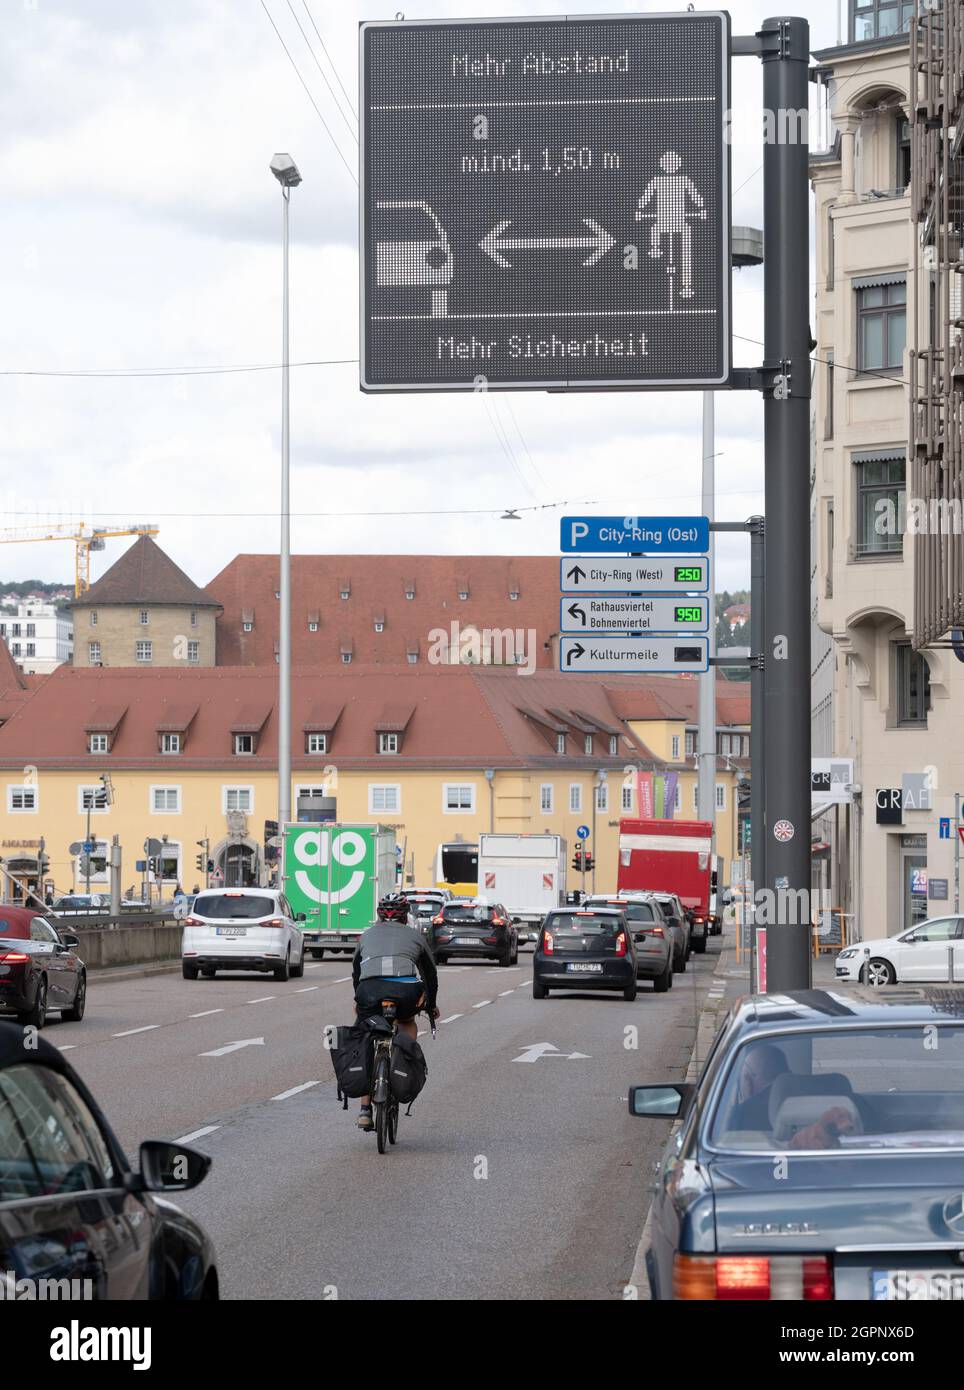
361,13,731,392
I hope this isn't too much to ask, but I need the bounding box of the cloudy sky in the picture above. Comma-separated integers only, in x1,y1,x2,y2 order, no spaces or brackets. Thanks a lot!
0,0,839,593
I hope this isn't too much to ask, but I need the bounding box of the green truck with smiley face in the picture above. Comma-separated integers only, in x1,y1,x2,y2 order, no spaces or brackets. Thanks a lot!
282,823,397,958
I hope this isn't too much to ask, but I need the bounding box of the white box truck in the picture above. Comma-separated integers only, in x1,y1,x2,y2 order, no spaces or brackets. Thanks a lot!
475,833,567,937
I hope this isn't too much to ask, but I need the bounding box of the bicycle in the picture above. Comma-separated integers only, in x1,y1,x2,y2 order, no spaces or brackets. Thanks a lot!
370,999,437,1155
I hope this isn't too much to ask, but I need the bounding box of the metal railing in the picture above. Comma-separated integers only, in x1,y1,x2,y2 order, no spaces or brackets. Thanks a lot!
910,0,964,646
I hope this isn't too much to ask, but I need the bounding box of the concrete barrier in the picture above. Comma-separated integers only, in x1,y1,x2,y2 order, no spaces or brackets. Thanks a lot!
67,920,182,970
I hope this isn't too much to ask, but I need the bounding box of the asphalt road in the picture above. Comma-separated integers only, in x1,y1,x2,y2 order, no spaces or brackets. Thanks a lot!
48,943,722,1300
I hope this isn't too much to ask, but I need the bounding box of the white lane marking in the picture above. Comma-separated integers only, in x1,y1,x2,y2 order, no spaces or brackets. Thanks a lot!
473,1000,491,1009
439,1013,463,1024
200,1037,265,1058
247,995,275,1004
334,976,352,983
487,967,519,973
112,1025,160,1037
190,1009,224,1018
272,1080,321,1101
498,990,515,996
174,1125,220,1144
295,986,319,993
304,963,324,970
57,1044,77,1051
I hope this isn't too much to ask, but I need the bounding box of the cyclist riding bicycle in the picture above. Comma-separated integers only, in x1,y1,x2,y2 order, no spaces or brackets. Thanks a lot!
352,892,439,1131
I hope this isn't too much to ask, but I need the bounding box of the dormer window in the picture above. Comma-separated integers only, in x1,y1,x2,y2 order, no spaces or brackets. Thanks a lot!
342,651,352,664
378,732,399,755
374,621,384,633
556,733,566,755
234,734,254,755
609,735,619,756
243,621,253,633
309,621,319,633
242,608,254,633
458,588,469,600
584,734,593,755
404,584,415,600
89,733,108,754
307,732,328,754
161,733,181,754
339,579,351,600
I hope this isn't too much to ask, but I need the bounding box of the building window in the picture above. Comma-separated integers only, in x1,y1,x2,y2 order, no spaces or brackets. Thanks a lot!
595,781,609,812
569,784,582,814
190,609,198,627
369,784,400,814
234,733,254,755
374,621,384,633
139,610,149,626
161,733,181,754
583,734,593,755
90,611,97,626
855,455,905,556
25,643,35,658
10,625,20,638
556,733,566,755
135,640,152,663
621,783,634,813
10,643,20,658
308,622,319,633
7,785,38,813
242,621,253,633
378,732,399,755
223,786,253,813
674,783,683,813
341,652,352,665
407,652,418,665
88,641,102,664
25,623,35,638
151,786,180,813
187,641,200,663
685,730,695,756
850,0,914,44
444,784,475,813
894,642,931,727
671,735,680,759
306,732,328,754
856,279,906,374
458,588,469,600
540,784,554,813
88,733,108,754
405,587,415,600
340,586,350,600
609,735,619,756
896,115,911,189
825,351,834,439
715,784,726,811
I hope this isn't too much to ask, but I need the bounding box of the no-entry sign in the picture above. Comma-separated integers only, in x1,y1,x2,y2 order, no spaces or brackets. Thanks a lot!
360,12,731,390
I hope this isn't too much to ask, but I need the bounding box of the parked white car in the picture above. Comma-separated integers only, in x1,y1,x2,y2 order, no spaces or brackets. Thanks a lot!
181,888,307,981
835,915,964,986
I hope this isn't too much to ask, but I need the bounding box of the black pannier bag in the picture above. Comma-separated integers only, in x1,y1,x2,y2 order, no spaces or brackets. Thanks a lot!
389,1031,428,1106
330,1024,373,1105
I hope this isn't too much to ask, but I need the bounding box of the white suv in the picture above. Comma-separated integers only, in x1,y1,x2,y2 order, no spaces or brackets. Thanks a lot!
181,888,306,981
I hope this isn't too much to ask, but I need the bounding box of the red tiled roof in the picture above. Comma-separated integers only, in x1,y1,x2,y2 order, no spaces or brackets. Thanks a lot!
606,677,749,726
204,554,560,667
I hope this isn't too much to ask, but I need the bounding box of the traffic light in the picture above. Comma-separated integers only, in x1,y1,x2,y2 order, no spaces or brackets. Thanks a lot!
584,853,594,873
572,847,585,871
207,859,214,874
195,853,205,872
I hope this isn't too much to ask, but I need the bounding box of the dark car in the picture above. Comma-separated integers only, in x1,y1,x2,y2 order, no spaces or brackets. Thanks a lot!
533,907,637,1001
640,892,691,972
0,1021,218,1298
583,895,673,991
0,906,86,1028
429,900,519,966
634,986,964,1301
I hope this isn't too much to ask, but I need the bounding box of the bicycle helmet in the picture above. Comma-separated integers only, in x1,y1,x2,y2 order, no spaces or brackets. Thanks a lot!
377,892,410,923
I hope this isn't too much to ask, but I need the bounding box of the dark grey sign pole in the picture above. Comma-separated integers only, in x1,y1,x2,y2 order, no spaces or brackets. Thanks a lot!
760,16,812,991
749,515,765,984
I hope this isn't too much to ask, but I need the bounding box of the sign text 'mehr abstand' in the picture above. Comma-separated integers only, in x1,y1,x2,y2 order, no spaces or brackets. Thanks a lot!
361,13,731,391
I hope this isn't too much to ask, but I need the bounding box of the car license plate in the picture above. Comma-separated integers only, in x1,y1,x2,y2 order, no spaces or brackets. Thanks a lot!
566,962,603,973
216,927,247,937
455,937,479,945
871,1270,964,1300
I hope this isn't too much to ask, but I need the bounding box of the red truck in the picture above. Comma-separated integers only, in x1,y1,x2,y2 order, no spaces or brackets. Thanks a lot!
616,817,720,947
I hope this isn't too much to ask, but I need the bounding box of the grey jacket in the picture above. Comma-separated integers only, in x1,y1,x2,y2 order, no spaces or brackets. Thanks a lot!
352,921,438,1010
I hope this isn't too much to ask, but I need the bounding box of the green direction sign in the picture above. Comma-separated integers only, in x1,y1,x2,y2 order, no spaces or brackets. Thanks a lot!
283,825,377,935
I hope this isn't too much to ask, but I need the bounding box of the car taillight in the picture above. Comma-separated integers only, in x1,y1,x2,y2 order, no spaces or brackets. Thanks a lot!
268,918,284,926
615,931,627,957
673,1255,833,1301
185,917,201,926
649,926,665,937
491,916,506,926
543,932,554,954
0,951,29,964
483,934,497,944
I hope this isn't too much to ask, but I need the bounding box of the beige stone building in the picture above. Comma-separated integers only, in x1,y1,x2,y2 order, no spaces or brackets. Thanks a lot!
810,5,964,938
70,536,221,669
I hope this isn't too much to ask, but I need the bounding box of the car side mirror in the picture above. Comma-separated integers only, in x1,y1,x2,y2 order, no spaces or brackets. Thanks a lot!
297,913,307,922
134,1140,211,1194
512,917,521,924
61,933,80,948
628,1083,695,1118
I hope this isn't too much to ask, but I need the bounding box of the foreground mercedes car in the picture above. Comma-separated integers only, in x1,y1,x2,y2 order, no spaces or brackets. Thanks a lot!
633,987,964,1301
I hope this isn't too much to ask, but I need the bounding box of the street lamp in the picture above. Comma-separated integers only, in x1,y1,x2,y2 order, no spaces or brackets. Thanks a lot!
270,153,301,836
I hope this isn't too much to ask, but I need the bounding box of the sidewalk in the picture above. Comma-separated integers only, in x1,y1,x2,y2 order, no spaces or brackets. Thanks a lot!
629,931,840,1298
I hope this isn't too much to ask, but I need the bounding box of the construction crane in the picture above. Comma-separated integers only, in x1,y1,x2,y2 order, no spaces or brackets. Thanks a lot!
0,523,159,597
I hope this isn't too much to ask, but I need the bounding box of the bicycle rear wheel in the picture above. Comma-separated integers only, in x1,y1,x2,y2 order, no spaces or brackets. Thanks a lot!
388,1096,399,1145
374,1054,391,1154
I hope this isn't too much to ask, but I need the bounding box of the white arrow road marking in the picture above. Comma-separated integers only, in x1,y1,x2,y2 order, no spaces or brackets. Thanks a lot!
190,1009,224,1018
439,1013,463,1024
513,1043,592,1063
479,218,615,269
272,1081,320,1101
200,1037,265,1058
175,1125,220,1145
113,1025,159,1037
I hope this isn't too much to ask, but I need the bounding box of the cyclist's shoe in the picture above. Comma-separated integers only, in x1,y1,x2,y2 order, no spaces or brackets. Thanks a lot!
357,1105,374,1132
